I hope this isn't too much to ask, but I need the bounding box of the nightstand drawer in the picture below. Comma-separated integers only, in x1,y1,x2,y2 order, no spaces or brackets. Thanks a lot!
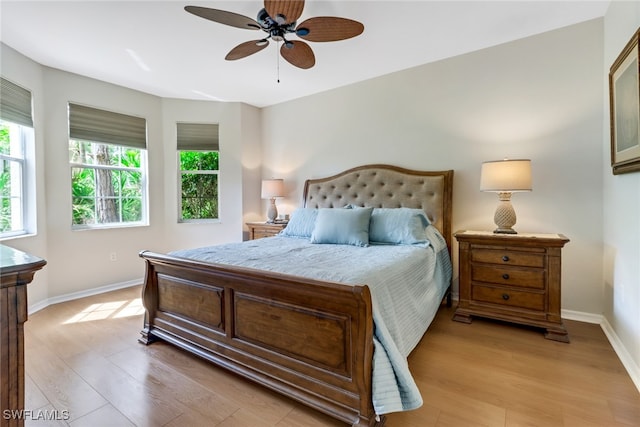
471,265,545,289
246,222,287,240
472,285,545,311
253,229,278,239
471,249,545,268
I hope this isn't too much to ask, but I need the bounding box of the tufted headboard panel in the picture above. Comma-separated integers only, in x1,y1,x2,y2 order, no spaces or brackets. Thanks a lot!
303,164,454,250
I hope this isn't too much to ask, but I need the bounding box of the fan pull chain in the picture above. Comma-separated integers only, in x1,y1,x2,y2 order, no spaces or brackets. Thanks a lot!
276,40,280,83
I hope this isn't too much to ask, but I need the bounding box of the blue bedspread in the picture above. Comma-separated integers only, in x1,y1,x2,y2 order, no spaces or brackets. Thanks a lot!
170,225,452,415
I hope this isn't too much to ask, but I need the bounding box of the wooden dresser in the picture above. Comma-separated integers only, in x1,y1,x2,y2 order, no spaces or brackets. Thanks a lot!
453,230,570,342
1,245,46,426
246,222,287,240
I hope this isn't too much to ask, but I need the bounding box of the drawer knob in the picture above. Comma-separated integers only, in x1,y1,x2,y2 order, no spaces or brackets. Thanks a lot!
502,255,510,262
502,273,510,280
502,293,510,301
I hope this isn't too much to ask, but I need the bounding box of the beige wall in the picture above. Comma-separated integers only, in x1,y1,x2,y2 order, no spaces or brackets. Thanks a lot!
602,0,640,391
262,20,605,316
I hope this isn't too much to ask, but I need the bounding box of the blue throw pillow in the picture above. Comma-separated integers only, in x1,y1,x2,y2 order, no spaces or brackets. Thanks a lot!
369,208,430,245
279,208,318,238
310,207,373,247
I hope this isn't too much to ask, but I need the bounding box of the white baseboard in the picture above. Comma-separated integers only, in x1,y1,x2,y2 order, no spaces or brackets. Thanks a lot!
600,317,640,394
561,309,603,324
563,309,640,394
28,279,142,315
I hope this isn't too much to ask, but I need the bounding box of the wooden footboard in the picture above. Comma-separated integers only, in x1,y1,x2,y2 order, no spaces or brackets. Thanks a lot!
138,250,383,427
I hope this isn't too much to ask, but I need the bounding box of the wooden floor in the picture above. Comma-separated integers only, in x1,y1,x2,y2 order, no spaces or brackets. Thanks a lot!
22,285,640,427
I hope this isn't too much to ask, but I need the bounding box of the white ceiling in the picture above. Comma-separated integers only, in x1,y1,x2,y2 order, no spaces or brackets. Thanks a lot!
0,1,610,108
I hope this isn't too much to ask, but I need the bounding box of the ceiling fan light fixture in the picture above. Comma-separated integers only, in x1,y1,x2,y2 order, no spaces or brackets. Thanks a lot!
284,41,294,49
270,27,286,42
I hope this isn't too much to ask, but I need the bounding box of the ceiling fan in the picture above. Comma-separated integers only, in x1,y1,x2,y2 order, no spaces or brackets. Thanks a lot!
185,0,364,69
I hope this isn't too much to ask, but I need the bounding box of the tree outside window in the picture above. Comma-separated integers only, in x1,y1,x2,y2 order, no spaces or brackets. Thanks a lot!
70,140,145,227
179,151,219,221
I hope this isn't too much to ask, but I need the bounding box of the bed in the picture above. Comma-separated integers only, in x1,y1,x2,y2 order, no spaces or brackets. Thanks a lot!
138,164,453,426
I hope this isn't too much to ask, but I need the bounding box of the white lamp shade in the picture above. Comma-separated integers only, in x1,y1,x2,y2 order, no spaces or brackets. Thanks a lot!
480,159,532,192
261,179,284,199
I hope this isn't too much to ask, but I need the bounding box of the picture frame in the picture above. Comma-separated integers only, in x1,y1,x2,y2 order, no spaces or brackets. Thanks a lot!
609,28,640,175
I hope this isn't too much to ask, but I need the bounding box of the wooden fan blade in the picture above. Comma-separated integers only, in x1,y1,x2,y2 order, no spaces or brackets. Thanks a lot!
226,40,270,60
185,6,260,30
280,40,315,69
264,0,305,25
296,17,364,42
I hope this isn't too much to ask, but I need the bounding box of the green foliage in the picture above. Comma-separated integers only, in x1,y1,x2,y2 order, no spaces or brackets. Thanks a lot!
71,167,95,225
0,160,12,232
113,146,141,168
70,141,143,226
181,173,218,220
180,151,219,220
180,151,218,171
0,125,13,232
0,126,9,155
118,170,142,221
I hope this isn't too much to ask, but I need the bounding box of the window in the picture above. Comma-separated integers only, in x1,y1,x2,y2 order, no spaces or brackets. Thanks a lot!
177,122,219,222
68,103,147,229
1,122,29,236
0,77,34,238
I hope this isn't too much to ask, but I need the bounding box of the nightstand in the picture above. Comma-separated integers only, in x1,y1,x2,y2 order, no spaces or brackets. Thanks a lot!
453,230,570,342
246,222,287,240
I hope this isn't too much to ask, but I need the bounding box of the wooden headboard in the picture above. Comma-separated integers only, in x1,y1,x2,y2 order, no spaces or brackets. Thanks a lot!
303,164,454,250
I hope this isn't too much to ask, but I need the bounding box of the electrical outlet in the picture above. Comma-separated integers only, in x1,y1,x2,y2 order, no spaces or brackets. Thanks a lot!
109,252,117,262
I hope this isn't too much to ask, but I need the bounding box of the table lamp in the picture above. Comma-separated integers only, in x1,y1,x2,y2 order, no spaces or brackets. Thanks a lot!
480,159,532,234
261,179,284,223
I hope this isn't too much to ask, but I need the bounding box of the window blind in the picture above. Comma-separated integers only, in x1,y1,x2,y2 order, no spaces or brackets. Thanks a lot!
177,122,219,151
68,103,147,149
0,77,33,127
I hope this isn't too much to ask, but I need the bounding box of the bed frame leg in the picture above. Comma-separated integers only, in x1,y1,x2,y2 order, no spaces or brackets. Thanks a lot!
138,327,157,345
352,414,386,426
375,414,387,426
442,285,452,307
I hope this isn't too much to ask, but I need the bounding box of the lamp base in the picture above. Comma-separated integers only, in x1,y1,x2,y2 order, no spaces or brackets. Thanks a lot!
266,198,278,223
493,192,518,234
